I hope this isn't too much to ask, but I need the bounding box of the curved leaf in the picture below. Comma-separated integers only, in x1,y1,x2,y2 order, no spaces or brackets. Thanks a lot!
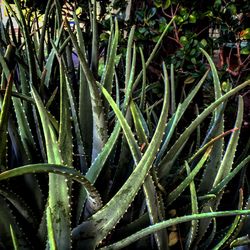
100,210,250,250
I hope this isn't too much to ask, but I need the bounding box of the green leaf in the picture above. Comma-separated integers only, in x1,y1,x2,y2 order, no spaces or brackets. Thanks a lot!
10,224,19,250
210,155,250,195
4,0,37,86
31,85,71,249
0,196,29,248
66,19,108,162
130,99,168,250
163,0,171,9
212,189,243,250
58,59,73,166
185,162,199,250
38,0,54,66
126,25,135,88
213,96,243,187
101,19,119,112
166,147,212,206
139,48,147,110
0,187,37,226
184,76,196,84
101,210,250,250
0,73,13,170
74,11,92,166
156,70,209,171
46,206,57,250
0,163,102,207
73,62,169,246
158,79,250,179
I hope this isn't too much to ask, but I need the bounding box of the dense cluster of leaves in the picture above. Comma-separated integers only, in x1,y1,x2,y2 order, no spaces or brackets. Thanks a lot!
0,0,250,249
94,1,250,85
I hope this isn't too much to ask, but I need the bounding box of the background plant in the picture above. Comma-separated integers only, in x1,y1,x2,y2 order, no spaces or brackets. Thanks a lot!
0,0,250,249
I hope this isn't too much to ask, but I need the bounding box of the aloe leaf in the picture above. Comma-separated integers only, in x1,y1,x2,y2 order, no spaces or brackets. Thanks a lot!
45,87,58,109
8,11,18,46
0,186,37,225
139,47,147,110
115,71,120,105
31,86,61,163
19,63,30,113
74,32,137,223
10,224,19,250
38,0,53,66
54,0,63,30
0,90,34,104
12,100,37,161
230,235,250,248
85,32,137,183
189,128,238,163
0,43,37,163
125,25,135,86
132,101,150,138
106,43,137,195
213,96,244,187
0,196,30,249
0,10,8,45
130,100,148,145
130,99,168,250
100,210,250,250
66,67,88,171
72,62,169,246
50,41,90,223
197,105,226,193
0,73,13,169
142,174,169,250
0,163,102,206
199,217,217,249
210,154,250,195
185,162,199,250
12,95,37,161
158,80,250,179
73,12,93,165
156,70,209,167
195,104,201,149
43,22,65,88
166,147,212,206
46,206,57,250
73,12,87,60
101,19,119,109
77,20,150,195
31,85,71,249
170,64,176,114
0,48,12,88
200,48,223,117
51,40,88,172
198,48,224,193
6,116,28,166
4,0,37,86
197,96,244,244
97,52,141,163
58,59,73,166
212,189,243,250
66,19,108,162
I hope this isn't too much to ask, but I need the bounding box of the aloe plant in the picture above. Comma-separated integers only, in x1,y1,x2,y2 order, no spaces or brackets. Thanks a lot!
0,1,250,249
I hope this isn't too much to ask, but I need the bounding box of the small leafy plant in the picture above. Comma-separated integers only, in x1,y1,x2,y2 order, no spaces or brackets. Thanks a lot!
0,1,250,249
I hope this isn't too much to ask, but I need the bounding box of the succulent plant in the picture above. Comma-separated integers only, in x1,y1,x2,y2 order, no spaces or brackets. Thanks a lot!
0,1,250,249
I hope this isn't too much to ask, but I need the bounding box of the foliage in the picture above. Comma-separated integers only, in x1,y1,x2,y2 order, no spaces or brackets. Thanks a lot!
113,0,250,84
0,0,250,249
